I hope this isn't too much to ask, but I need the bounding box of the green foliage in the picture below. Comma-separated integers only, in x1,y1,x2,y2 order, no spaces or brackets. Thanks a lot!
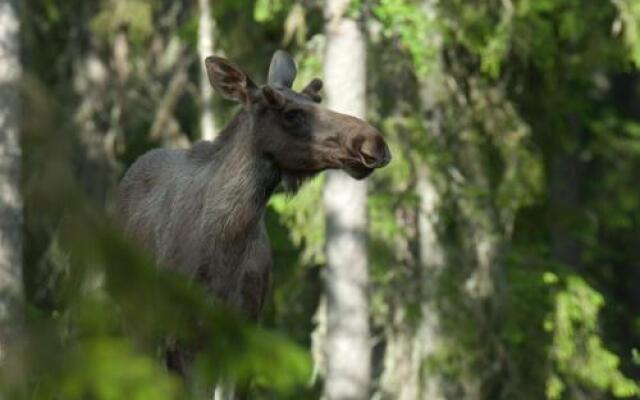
588,114,640,233
91,0,155,45
254,0,288,23
372,0,640,398
7,79,313,400
292,37,324,92
19,0,640,398
429,0,629,77
373,0,441,78
546,274,639,399
34,337,181,400
612,0,640,65
270,177,326,265
368,128,418,323
500,247,639,400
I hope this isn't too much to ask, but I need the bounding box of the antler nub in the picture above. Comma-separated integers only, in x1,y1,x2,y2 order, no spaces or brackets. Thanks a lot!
302,78,323,103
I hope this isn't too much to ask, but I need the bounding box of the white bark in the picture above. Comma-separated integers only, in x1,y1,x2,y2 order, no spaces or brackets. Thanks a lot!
322,1,370,399
198,0,217,141
213,383,234,400
0,0,22,360
381,306,445,400
379,151,447,400
415,168,446,400
379,2,448,395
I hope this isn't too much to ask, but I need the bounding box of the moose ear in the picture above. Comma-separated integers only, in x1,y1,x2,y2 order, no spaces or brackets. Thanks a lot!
205,56,257,104
268,50,297,88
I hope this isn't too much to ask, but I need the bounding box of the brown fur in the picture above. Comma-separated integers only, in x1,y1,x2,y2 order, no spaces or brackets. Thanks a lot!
117,111,276,317
115,52,391,388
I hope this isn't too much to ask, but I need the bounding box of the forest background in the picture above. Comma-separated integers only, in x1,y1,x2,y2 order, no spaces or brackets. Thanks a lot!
1,0,640,399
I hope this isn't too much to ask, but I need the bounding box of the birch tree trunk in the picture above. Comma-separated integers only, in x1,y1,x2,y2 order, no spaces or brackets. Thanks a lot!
379,7,448,394
198,0,217,141
412,31,448,399
379,175,446,400
322,0,370,398
379,166,447,400
0,0,22,360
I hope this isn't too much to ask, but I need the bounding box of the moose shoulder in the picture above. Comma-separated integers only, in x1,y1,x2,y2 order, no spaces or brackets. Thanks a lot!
116,50,390,371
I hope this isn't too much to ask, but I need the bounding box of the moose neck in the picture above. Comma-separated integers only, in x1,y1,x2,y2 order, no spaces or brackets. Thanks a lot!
203,111,280,244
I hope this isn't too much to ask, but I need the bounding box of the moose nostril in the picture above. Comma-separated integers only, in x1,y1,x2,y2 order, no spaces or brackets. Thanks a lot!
361,152,379,167
358,140,376,167
358,136,390,168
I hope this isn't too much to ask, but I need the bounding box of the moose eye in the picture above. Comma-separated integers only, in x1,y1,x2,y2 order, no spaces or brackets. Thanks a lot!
282,109,305,124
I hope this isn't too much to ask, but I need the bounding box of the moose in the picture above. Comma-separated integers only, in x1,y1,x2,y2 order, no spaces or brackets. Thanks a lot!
116,50,390,396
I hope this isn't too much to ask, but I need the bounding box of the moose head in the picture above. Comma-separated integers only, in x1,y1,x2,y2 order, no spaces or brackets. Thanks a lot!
204,50,391,189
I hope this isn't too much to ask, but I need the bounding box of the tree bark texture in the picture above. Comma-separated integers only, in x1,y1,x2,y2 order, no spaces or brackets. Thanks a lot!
380,169,447,399
0,0,22,360
322,0,371,399
198,0,217,141
379,62,448,400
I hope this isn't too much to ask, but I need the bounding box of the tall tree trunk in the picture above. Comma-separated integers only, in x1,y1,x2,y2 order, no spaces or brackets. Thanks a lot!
198,0,217,141
379,167,447,400
0,0,22,360
445,64,516,400
550,115,583,270
322,0,371,399
412,39,448,398
379,10,448,394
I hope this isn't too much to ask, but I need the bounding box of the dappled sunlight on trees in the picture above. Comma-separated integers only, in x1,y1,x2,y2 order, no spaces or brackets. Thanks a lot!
1,0,640,399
